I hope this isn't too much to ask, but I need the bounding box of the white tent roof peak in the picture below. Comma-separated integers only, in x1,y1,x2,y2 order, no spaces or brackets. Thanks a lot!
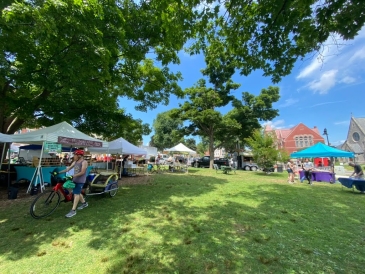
10,121,108,148
165,143,196,154
88,137,147,156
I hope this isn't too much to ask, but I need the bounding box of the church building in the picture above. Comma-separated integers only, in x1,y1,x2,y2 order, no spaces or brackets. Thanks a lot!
341,117,365,163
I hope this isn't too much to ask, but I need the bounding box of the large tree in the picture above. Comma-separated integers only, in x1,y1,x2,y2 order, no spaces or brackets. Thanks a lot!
220,86,281,150
3,0,364,156
191,0,365,83
0,0,199,139
172,79,242,168
151,110,184,151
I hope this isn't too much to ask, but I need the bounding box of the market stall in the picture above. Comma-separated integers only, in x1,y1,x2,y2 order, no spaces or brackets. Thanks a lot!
291,142,354,183
298,170,335,183
88,137,147,177
165,143,197,155
0,133,15,188
164,143,196,173
9,121,108,193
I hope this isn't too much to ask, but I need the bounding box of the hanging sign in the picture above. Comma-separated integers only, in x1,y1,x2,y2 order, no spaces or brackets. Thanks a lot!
44,142,62,153
57,136,103,147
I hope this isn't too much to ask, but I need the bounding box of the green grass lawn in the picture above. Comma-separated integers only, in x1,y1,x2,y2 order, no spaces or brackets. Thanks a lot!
1,169,364,274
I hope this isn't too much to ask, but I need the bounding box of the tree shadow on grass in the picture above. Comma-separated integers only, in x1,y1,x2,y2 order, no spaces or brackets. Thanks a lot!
0,173,228,264
255,172,285,177
2,172,365,273
103,181,365,273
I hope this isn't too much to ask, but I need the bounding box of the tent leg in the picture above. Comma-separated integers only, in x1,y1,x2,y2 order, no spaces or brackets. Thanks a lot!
4,143,11,189
27,167,39,194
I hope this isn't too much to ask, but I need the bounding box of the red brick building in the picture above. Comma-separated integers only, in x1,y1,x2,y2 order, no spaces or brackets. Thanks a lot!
265,123,325,154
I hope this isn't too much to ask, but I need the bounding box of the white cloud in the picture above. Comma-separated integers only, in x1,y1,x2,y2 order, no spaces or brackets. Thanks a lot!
334,120,349,125
278,98,299,107
307,70,338,94
349,46,365,62
296,26,365,93
262,120,286,129
340,76,356,84
296,57,324,79
331,139,346,146
298,100,347,109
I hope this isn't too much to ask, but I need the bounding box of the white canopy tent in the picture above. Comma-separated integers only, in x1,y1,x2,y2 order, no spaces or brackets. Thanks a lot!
88,137,147,178
88,137,147,156
0,133,13,143
165,143,197,155
11,121,108,147
9,122,108,192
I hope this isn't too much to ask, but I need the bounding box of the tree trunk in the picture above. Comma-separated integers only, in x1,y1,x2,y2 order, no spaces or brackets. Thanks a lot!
0,143,9,163
209,133,214,169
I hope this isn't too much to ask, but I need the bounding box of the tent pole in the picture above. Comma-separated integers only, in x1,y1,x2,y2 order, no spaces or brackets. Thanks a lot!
7,143,11,188
0,143,6,177
28,141,46,194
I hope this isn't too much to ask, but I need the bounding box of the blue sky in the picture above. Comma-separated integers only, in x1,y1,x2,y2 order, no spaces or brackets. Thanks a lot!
119,27,365,147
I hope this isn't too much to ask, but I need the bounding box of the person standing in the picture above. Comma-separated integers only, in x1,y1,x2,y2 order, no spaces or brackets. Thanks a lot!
286,159,294,183
299,161,306,183
58,149,88,218
349,162,364,179
303,158,314,185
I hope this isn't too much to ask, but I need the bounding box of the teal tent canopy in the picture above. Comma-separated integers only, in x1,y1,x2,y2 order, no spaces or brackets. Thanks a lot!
290,142,354,158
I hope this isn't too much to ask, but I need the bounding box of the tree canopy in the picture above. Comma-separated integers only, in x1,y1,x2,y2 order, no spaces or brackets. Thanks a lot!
0,0,199,140
245,129,281,171
221,86,281,149
2,0,364,151
191,0,365,83
171,78,242,168
150,110,184,151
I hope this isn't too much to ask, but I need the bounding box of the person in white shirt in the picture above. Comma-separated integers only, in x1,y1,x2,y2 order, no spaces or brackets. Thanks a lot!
303,158,314,185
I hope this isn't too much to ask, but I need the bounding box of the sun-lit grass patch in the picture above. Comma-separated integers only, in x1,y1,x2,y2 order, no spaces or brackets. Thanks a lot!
0,169,364,273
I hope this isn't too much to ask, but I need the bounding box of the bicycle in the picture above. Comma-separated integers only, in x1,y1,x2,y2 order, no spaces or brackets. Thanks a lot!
30,172,89,219
30,172,118,219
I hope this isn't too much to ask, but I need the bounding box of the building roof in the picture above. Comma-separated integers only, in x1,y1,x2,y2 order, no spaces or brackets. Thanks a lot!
345,142,363,153
273,123,320,140
353,117,365,134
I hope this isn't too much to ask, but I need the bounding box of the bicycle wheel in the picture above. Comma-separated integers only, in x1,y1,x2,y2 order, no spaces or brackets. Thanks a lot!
109,183,118,197
30,190,61,219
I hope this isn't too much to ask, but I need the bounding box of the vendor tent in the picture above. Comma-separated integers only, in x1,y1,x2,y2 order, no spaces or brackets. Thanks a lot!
0,133,13,143
19,144,78,152
290,142,354,158
18,145,77,162
165,143,196,155
0,133,14,188
11,121,108,148
88,137,147,156
9,122,108,193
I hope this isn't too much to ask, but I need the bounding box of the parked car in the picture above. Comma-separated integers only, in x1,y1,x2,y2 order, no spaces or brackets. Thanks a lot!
192,156,229,168
242,161,260,171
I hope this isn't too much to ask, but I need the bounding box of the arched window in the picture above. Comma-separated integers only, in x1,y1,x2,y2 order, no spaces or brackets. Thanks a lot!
299,136,303,147
295,136,299,147
303,136,307,147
